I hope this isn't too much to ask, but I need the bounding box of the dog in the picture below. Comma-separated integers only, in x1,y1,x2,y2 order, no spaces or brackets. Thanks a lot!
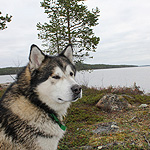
0,44,82,150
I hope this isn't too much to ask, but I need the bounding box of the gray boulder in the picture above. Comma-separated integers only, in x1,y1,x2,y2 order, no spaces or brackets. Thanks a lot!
92,122,119,134
96,94,132,112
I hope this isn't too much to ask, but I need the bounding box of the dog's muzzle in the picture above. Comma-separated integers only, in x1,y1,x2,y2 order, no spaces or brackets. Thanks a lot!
71,84,82,101
58,84,82,102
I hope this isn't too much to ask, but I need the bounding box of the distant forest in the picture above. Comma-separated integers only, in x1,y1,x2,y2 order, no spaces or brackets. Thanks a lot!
75,63,137,71
0,63,137,75
0,67,23,75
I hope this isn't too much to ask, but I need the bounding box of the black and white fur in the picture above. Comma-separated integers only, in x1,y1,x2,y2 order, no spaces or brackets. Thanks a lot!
0,44,82,150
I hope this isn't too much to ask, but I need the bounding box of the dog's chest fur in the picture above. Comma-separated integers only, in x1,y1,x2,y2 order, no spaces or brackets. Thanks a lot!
37,133,63,150
36,121,64,150
9,94,67,150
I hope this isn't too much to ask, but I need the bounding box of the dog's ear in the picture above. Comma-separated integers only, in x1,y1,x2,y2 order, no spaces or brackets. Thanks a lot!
60,44,73,62
29,44,45,69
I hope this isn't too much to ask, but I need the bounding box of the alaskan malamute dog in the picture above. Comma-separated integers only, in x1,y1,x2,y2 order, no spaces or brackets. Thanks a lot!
0,44,82,150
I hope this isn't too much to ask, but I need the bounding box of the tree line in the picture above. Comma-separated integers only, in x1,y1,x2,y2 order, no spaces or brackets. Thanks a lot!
75,63,137,71
0,67,23,75
0,64,137,75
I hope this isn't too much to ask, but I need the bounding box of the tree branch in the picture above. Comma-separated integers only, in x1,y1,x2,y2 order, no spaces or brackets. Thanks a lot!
70,24,84,31
70,21,83,28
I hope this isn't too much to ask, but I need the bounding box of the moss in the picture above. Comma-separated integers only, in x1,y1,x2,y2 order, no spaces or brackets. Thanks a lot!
0,88,5,98
59,87,150,149
134,95,150,104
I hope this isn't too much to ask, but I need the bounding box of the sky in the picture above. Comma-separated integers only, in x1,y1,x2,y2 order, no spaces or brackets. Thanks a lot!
0,0,150,67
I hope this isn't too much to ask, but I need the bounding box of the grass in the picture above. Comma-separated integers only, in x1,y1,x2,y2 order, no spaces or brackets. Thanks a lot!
0,88,5,98
58,86,150,150
0,84,150,149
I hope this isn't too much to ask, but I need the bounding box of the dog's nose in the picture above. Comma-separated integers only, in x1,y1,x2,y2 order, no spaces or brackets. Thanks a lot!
71,84,82,95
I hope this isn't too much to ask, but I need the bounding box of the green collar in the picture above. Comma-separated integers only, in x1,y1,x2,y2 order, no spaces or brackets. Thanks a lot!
50,113,66,131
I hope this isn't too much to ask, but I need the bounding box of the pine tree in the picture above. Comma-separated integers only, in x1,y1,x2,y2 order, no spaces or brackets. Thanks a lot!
37,0,100,62
0,11,12,30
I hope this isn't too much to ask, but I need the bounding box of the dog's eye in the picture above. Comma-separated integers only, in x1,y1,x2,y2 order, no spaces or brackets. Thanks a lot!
52,75,60,79
70,72,74,76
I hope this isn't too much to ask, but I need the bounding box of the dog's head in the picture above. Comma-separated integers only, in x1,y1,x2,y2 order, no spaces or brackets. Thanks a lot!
29,44,82,104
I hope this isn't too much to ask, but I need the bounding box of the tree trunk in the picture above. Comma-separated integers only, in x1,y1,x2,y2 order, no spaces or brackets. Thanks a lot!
67,8,71,44
56,32,60,54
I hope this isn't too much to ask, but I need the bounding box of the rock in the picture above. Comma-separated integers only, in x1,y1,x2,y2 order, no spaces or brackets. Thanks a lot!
74,146,93,150
98,142,125,149
111,124,119,129
145,93,150,96
98,146,103,149
96,94,132,112
139,104,148,108
92,122,119,134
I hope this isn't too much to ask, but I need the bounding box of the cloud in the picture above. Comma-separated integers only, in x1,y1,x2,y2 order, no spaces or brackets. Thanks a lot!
0,0,150,67
0,0,47,67
84,0,150,65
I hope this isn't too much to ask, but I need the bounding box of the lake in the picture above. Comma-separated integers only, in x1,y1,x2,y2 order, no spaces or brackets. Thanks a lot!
76,66,150,93
0,74,16,84
0,67,150,93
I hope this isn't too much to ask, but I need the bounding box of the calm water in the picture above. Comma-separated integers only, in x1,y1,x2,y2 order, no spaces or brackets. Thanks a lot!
76,67,150,93
0,75,16,84
0,67,150,93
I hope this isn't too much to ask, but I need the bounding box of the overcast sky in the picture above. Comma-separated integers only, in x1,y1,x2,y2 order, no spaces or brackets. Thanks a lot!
0,0,150,68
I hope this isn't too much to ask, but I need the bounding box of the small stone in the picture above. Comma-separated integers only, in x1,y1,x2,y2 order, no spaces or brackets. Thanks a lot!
98,146,103,149
139,104,148,108
92,122,119,134
79,146,93,150
111,124,119,129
